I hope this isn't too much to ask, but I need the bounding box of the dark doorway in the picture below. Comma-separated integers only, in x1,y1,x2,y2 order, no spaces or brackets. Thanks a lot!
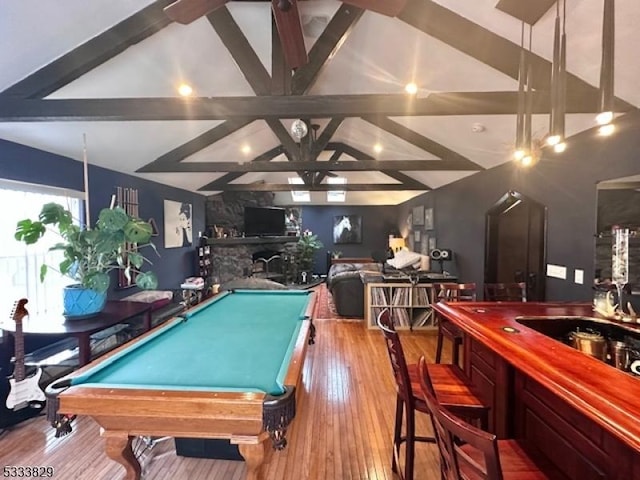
485,191,547,301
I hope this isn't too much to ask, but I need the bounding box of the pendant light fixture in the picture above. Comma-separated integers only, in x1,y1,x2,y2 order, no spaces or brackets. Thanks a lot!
514,23,537,167
514,22,527,163
547,0,567,153
596,0,615,136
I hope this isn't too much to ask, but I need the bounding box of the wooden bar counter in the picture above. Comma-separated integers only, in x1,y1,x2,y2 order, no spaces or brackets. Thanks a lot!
433,301,640,480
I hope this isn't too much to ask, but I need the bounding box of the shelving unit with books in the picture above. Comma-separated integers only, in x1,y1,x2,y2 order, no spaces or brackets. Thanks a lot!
365,282,436,331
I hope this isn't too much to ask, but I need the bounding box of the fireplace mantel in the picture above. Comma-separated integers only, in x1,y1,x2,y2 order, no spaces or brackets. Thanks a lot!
207,236,299,246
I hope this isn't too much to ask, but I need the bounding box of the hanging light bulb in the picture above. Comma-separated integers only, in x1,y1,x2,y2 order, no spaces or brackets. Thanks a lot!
290,119,308,140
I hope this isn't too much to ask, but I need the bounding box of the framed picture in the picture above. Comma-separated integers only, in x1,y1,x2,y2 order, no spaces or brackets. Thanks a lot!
333,215,362,244
420,236,430,255
428,236,437,252
164,200,193,248
412,205,425,226
406,213,412,227
424,207,434,230
414,230,421,243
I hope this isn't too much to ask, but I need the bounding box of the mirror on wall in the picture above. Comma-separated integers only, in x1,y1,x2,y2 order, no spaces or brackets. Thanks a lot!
595,175,640,294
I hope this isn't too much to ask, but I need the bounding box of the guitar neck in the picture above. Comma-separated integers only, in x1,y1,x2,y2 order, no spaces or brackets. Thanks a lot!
9,299,29,383
13,317,25,382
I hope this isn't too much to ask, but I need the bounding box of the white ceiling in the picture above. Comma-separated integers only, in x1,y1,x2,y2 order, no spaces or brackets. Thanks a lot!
0,0,638,205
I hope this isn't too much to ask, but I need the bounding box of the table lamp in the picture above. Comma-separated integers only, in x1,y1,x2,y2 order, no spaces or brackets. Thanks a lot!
389,237,406,253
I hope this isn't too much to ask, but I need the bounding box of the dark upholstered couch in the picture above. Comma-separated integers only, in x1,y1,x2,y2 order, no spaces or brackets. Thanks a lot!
326,263,382,317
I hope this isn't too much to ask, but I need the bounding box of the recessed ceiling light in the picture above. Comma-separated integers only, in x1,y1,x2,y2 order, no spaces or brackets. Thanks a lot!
596,111,613,126
405,83,418,95
553,142,567,153
241,145,251,155
178,83,193,97
373,143,383,153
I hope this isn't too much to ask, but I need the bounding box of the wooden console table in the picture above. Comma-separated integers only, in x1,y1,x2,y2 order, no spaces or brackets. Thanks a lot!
0,301,152,367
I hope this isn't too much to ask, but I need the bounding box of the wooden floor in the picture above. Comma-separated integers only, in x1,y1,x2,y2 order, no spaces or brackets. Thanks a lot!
0,320,449,480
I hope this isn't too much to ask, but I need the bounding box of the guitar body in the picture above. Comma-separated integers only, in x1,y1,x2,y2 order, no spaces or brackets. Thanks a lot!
7,369,46,409
0,299,46,429
0,372,44,429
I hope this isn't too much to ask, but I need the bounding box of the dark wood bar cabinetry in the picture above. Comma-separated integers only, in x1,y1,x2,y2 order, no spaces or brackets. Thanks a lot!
434,302,640,480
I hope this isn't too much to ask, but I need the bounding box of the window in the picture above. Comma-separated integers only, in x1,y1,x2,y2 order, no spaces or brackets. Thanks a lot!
327,176,346,202
0,181,83,317
288,177,310,202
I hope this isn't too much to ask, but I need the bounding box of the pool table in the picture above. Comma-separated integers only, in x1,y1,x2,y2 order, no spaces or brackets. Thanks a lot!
45,289,316,480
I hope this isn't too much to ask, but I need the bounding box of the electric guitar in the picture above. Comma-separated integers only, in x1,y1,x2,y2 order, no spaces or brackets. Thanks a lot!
0,299,45,428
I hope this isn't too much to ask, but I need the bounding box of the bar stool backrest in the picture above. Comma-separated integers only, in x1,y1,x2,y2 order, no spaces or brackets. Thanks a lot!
434,283,477,302
418,357,503,480
377,309,413,405
484,282,527,302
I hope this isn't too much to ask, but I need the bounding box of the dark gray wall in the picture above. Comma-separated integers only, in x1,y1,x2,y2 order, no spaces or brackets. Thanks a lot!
0,139,206,296
397,111,640,302
299,205,399,274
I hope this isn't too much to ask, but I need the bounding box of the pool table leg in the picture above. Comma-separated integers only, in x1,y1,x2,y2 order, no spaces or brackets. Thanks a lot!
238,439,267,480
103,431,142,480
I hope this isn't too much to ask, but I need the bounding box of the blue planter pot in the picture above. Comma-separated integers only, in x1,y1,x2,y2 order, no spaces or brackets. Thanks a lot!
63,285,107,319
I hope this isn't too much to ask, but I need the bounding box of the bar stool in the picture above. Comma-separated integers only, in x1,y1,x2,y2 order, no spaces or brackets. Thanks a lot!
417,357,565,480
484,282,527,302
433,283,477,366
377,310,489,480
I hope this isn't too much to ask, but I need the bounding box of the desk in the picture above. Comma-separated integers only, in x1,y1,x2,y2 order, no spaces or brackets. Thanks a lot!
46,289,316,480
0,301,152,367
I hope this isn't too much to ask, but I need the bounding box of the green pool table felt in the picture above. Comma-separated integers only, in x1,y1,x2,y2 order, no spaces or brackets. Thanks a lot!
71,290,312,395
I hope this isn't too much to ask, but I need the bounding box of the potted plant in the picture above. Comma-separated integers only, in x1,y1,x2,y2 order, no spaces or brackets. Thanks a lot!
15,202,158,318
295,231,323,283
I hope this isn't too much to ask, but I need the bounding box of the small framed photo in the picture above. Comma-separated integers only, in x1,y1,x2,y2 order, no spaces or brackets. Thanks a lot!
428,236,437,252
414,230,421,243
424,208,434,230
412,205,425,226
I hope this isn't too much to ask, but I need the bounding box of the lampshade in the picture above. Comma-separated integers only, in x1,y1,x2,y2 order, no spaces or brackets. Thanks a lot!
389,237,406,253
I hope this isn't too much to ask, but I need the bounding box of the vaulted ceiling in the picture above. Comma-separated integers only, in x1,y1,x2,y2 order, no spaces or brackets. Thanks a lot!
0,0,638,205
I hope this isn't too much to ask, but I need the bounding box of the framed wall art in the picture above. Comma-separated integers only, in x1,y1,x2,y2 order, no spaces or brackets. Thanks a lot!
164,199,193,248
412,205,425,226
424,207,434,230
333,215,362,244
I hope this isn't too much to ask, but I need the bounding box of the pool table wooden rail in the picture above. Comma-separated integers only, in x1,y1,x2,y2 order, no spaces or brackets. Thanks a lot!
45,296,314,480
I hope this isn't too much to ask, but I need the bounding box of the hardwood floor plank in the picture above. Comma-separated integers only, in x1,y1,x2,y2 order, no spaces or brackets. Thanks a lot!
0,318,449,479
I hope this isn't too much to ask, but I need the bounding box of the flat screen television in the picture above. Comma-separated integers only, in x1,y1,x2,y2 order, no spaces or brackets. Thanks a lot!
244,206,286,237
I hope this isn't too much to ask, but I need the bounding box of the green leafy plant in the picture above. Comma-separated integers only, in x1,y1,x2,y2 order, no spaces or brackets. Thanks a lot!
296,232,323,272
15,202,158,293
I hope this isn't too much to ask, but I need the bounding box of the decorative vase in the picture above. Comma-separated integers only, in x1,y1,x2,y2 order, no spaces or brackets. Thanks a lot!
63,284,107,319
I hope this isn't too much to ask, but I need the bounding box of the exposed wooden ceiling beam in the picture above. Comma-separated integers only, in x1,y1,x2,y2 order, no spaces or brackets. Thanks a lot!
0,1,174,99
141,118,254,171
207,7,271,96
185,145,286,187
311,117,345,158
198,183,427,192
2,90,625,122
342,0,407,17
362,115,482,170
291,4,364,95
382,170,430,190
398,0,632,110
495,0,555,26
139,159,478,173
314,148,343,185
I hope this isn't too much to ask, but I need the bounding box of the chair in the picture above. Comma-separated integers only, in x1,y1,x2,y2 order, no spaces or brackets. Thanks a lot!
433,283,477,366
484,282,527,302
377,309,489,480
417,357,565,480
